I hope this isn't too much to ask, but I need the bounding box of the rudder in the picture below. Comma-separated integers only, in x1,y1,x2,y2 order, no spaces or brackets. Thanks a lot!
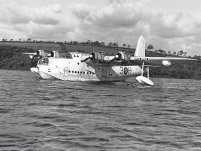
134,36,145,57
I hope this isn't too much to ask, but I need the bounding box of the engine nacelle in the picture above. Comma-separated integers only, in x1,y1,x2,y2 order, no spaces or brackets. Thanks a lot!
162,60,171,66
36,50,46,57
48,51,59,58
29,55,34,59
103,56,115,62
90,52,104,62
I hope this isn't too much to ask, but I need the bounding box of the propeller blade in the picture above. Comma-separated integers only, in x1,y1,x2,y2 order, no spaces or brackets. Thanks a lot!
81,57,90,62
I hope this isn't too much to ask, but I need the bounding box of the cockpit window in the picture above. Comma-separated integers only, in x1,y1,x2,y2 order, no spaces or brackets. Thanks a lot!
60,53,73,59
38,58,49,65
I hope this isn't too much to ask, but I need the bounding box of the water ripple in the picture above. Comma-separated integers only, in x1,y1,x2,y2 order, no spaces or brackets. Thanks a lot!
1,70,201,150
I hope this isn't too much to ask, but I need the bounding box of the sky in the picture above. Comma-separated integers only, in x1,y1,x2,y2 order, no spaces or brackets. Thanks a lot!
0,0,201,56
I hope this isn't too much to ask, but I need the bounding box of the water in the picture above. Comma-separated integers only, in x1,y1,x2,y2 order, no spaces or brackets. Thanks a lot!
1,70,201,151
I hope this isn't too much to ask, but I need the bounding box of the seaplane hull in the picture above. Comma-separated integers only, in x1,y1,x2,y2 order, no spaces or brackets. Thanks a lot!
31,67,56,79
34,56,142,82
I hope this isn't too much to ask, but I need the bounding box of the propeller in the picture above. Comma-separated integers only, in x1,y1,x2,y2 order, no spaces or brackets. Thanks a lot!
81,53,95,62
23,50,47,67
30,52,42,67
81,46,104,63
81,47,95,62
30,50,45,66
106,51,128,63
115,52,122,61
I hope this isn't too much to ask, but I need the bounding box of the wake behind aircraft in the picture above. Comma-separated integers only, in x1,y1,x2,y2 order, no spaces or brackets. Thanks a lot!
23,36,196,86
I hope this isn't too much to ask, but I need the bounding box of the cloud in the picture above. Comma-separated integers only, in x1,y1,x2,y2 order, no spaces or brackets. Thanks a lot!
72,4,91,21
73,1,200,38
73,1,151,29
0,0,201,56
0,4,62,25
0,3,75,41
72,0,201,55
31,4,62,25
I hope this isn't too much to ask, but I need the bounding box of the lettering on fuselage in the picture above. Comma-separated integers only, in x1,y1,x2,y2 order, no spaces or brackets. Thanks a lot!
120,66,132,75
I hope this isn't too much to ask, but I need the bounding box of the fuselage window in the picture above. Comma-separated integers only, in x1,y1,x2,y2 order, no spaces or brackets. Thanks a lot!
69,71,71,73
75,71,77,73
72,71,74,73
80,71,82,74
78,71,79,74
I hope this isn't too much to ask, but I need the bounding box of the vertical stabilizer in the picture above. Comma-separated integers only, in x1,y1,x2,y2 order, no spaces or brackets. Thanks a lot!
134,36,145,57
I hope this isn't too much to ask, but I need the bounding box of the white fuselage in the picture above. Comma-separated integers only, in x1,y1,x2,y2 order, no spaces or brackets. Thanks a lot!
32,52,142,81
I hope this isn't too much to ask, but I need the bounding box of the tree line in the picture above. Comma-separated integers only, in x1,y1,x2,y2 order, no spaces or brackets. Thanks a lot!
2,38,194,58
0,44,201,79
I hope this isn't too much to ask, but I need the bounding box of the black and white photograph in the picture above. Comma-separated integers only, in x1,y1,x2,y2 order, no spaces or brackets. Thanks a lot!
0,0,201,150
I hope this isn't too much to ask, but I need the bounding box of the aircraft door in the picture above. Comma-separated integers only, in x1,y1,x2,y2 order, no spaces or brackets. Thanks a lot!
95,66,107,77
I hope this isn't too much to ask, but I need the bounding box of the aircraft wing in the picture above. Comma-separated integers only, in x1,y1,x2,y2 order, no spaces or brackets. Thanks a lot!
22,52,37,55
22,53,38,59
81,36,197,66
130,56,196,66
22,50,48,59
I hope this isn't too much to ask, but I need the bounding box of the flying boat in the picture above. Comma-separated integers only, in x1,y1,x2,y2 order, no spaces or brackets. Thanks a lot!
23,36,196,86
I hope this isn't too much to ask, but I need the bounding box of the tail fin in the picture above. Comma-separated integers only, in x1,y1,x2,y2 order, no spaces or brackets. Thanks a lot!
134,36,145,57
